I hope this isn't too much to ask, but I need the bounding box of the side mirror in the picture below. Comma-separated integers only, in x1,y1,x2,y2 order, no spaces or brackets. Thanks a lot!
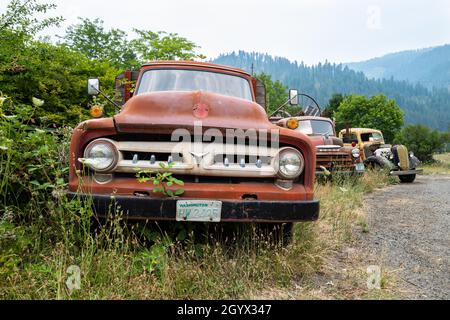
88,78,100,96
289,89,298,105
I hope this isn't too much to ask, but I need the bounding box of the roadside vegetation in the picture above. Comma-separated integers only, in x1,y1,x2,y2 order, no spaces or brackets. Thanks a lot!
422,153,450,174
0,98,394,298
394,125,450,162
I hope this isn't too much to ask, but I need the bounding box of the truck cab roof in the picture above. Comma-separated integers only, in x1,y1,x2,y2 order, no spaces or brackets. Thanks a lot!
339,128,382,135
142,60,251,77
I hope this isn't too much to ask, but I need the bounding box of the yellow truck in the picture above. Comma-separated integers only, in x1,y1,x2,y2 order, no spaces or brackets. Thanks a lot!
339,128,422,183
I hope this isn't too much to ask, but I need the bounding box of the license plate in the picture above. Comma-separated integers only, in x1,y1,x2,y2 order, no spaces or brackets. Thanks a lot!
355,163,365,171
176,200,222,222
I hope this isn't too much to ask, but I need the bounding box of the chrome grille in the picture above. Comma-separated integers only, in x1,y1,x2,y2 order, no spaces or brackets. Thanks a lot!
316,147,354,172
106,140,279,178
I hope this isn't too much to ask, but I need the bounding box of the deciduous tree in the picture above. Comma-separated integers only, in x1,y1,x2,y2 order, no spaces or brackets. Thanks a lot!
63,18,138,69
131,29,206,62
334,94,404,142
255,72,288,114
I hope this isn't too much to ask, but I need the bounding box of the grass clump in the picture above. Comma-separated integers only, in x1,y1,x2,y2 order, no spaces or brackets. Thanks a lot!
422,153,450,174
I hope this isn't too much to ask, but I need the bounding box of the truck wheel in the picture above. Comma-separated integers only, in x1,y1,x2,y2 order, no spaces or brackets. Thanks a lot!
366,161,381,171
399,174,416,183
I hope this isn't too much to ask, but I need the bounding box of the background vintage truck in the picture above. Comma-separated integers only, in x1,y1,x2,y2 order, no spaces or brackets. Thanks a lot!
275,116,364,177
339,128,422,182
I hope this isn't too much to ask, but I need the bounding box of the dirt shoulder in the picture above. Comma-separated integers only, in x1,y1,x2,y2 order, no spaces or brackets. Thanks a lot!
257,173,450,300
356,174,450,299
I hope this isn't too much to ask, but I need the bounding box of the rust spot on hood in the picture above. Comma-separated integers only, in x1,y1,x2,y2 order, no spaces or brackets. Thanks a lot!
193,102,209,119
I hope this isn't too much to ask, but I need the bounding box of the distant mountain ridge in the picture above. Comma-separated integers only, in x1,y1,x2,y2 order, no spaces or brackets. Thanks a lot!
345,44,450,90
212,51,449,131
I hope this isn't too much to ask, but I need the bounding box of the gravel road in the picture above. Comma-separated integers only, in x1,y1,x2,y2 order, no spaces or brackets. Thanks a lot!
360,174,450,299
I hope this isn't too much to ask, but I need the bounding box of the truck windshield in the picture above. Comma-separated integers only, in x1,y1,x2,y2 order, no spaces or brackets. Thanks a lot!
297,120,334,136
136,69,253,101
360,132,384,142
342,133,358,144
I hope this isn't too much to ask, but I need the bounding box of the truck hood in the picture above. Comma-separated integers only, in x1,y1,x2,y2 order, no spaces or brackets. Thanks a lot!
114,91,273,133
308,135,343,147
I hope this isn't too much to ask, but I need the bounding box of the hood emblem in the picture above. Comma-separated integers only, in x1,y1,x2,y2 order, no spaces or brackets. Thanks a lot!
190,151,209,166
193,102,209,119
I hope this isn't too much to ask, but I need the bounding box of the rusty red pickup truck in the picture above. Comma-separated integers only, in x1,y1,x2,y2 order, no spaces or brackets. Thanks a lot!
67,61,319,229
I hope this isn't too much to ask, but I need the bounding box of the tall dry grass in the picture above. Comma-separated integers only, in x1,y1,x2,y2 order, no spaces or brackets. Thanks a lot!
1,171,393,299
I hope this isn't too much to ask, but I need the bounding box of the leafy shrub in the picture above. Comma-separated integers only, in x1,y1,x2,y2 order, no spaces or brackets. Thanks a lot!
136,162,185,197
0,95,99,250
0,95,69,208
0,0,113,126
394,124,450,162
0,38,119,126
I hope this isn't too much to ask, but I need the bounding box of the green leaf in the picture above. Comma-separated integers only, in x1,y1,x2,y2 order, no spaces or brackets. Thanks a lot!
32,97,44,107
159,162,167,169
173,178,184,186
174,189,184,196
138,177,150,183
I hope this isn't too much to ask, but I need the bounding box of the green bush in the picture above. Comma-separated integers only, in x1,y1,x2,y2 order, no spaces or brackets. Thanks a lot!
394,124,449,162
0,95,99,249
0,37,119,126
0,95,69,208
0,0,114,126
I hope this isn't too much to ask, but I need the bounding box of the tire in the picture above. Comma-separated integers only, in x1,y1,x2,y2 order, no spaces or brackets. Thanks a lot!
366,161,381,171
399,174,416,183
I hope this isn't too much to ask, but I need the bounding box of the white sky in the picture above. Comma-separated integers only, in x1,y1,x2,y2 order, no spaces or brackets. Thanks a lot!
2,0,450,64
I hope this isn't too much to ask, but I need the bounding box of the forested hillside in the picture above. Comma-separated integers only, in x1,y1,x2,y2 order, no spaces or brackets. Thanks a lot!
213,51,450,131
346,44,450,90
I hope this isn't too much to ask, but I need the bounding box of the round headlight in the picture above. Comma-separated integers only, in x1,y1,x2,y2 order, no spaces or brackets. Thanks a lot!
351,148,360,159
83,139,118,172
277,147,304,179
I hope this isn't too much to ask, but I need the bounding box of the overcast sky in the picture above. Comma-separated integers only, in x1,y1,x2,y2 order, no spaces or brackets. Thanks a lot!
2,0,450,64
